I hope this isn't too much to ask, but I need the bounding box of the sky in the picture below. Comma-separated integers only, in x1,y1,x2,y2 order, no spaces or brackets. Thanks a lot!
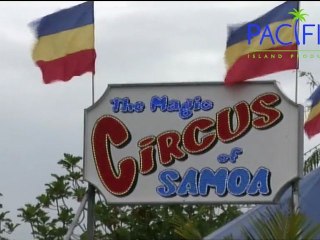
1,1,320,239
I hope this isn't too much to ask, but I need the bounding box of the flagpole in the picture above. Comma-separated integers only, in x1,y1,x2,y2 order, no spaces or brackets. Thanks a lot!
294,1,300,104
292,0,300,214
87,73,95,240
295,69,298,103
87,1,96,237
87,184,95,239
92,74,95,104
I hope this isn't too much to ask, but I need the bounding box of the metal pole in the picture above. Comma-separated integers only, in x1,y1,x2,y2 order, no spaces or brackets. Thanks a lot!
292,104,304,214
87,72,96,240
292,71,299,213
292,1,301,214
87,184,95,239
64,193,88,240
294,1,300,104
88,3,97,237
292,181,300,212
87,0,97,232
295,69,298,103
292,105,302,213
92,74,95,104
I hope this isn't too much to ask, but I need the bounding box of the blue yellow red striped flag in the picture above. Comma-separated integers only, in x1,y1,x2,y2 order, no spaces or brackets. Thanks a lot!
304,85,320,138
31,1,96,84
224,1,299,85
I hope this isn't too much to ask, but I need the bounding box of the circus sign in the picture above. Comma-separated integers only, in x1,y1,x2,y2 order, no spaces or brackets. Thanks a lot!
83,81,303,204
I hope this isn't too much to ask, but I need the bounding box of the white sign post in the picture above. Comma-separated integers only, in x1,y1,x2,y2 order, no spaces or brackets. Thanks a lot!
84,81,303,204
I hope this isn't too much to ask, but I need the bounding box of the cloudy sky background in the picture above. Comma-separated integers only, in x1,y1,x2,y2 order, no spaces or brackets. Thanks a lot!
1,1,320,239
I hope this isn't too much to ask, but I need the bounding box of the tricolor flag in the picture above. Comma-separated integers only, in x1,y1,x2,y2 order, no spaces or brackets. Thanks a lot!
31,1,96,84
304,85,320,138
224,1,299,85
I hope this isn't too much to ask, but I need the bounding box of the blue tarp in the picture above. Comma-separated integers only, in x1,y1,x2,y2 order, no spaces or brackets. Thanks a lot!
204,168,320,240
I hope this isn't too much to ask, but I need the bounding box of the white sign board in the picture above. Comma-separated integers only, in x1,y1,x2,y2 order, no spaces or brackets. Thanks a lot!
84,81,303,204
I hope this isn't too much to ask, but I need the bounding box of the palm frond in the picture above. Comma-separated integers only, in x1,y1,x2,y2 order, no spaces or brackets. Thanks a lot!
242,207,320,240
304,148,320,174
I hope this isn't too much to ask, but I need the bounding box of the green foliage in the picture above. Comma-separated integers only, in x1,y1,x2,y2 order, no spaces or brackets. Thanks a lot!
171,214,202,240
18,154,83,240
169,205,241,239
0,193,19,240
304,148,320,174
92,198,241,239
242,207,320,240
18,153,241,239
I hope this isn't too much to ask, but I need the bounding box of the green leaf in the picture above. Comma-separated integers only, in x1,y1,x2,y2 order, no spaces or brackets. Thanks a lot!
242,207,320,240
